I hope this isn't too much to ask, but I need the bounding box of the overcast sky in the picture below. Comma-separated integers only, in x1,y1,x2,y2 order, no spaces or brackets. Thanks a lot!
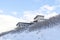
0,0,60,33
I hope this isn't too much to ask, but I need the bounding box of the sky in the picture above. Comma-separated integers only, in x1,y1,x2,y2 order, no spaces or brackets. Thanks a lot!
0,0,60,33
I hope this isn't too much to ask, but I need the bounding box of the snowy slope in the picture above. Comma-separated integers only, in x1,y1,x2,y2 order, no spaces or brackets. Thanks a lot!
0,24,60,40
0,14,60,40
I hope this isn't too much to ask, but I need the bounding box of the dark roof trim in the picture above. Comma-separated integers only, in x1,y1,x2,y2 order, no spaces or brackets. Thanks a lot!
16,22,33,26
34,15,44,19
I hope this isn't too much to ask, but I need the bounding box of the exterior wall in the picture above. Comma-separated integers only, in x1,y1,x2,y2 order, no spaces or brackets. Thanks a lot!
19,23,30,28
34,16,44,22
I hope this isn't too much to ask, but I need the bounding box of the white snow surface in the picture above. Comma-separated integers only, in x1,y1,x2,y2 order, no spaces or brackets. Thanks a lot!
0,24,60,40
0,14,60,40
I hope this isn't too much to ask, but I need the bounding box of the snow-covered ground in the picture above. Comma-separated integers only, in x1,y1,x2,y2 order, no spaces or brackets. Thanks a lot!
0,24,60,40
0,14,60,40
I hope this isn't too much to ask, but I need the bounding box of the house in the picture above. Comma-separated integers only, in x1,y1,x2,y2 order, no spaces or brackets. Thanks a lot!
16,22,33,28
34,15,45,22
16,15,45,28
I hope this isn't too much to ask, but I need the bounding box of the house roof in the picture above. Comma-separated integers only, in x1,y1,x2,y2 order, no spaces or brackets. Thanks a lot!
16,22,33,26
34,15,44,19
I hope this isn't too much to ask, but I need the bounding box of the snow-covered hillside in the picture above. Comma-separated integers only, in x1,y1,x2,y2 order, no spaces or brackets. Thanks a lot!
0,14,60,40
0,24,60,40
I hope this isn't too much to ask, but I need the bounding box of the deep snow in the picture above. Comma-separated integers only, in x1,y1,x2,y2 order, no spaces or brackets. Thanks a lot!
0,14,60,40
0,24,60,40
